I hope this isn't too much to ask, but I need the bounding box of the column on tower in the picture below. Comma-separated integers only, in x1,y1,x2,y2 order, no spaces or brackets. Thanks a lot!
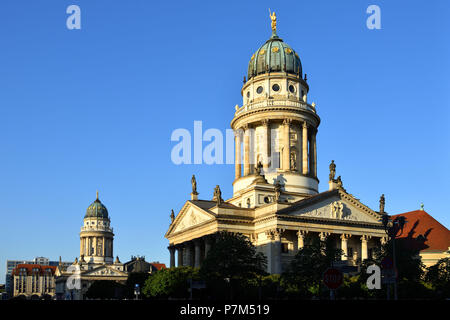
302,121,308,174
309,131,314,177
243,125,250,176
310,129,317,177
261,120,270,171
283,119,291,171
234,129,242,180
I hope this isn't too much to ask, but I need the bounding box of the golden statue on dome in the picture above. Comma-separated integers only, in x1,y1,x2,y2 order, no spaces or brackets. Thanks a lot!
269,9,277,31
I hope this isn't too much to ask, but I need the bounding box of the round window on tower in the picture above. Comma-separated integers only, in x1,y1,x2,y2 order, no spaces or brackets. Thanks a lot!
256,86,264,94
289,85,295,93
272,84,280,92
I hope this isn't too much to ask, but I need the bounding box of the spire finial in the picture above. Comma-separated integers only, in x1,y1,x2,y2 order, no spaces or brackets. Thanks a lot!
96,190,99,200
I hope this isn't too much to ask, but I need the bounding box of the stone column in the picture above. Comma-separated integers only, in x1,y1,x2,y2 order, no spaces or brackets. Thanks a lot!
177,246,183,267
235,129,241,180
204,237,212,258
262,120,270,171
283,119,291,171
341,234,350,261
296,230,308,252
309,132,314,177
243,125,250,176
184,244,192,267
302,122,308,174
169,246,176,268
312,130,317,177
266,228,283,274
194,240,201,268
103,237,106,257
80,238,83,257
361,235,370,261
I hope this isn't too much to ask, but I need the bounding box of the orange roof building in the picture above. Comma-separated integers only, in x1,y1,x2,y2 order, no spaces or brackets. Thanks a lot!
392,209,450,267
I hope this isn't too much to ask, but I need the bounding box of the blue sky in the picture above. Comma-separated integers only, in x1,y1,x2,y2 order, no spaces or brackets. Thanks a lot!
0,0,449,282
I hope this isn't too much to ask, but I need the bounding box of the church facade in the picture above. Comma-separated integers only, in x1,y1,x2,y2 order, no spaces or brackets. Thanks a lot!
55,193,128,300
165,16,389,274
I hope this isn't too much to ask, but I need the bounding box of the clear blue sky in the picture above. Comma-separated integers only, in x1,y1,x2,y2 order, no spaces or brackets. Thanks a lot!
0,0,449,282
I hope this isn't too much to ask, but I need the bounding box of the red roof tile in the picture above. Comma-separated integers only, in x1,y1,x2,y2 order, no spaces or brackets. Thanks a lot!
392,210,450,252
150,263,166,271
12,264,56,276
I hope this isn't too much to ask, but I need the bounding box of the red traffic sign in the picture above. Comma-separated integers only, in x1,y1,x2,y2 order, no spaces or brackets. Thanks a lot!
381,257,393,269
323,268,343,290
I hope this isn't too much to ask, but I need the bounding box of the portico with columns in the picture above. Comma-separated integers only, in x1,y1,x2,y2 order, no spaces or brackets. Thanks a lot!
165,15,388,274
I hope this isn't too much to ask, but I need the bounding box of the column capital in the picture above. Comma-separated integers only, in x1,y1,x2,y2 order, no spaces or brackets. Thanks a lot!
340,233,351,241
283,118,292,126
319,231,331,241
296,229,308,238
302,121,308,129
266,228,284,240
361,235,371,242
380,236,388,245
261,119,269,127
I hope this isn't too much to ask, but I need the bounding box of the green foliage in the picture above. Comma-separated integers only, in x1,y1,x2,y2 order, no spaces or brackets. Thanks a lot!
124,272,151,299
425,257,450,298
199,231,267,299
200,231,267,282
281,236,342,298
142,266,198,299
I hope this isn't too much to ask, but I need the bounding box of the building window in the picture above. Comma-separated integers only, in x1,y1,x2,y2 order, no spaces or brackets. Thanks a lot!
289,85,295,93
256,86,263,94
272,84,280,92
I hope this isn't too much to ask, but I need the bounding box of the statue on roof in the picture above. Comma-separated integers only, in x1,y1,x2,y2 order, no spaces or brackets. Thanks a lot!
336,176,343,188
255,161,263,176
213,185,223,205
191,175,198,195
329,160,336,181
274,180,282,203
170,209,175,223
380,194,385,214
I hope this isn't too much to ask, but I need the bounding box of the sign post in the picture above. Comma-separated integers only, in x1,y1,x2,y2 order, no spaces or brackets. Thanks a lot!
323,268,343,300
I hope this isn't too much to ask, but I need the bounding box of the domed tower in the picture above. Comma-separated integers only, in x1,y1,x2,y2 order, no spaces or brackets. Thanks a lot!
230,13,320,207
79,191,114,264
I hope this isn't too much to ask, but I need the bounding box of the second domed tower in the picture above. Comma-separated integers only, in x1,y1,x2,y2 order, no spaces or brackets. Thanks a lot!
79,192,114,264
230,15,320,207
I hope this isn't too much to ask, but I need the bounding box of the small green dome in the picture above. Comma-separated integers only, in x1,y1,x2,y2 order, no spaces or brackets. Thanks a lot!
247,32,302,80
85,193,109,219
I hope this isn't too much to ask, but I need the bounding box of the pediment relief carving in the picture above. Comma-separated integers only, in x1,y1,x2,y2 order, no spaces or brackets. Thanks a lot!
173,208,212,233
288,199,379,223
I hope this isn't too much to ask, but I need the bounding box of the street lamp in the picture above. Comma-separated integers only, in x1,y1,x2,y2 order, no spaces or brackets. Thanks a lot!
381,214,407,300
134,284,140,300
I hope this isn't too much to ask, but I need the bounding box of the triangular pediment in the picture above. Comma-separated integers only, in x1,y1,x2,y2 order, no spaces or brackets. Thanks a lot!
281,190,381,224
166,201,216,237
81,265,127,277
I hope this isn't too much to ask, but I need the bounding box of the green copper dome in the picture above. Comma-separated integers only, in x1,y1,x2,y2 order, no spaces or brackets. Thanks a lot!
247,31,302,80
85,192,109,219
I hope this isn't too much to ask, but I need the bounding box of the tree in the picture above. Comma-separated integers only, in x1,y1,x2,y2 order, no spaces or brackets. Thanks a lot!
124,272,151,299
200,231,267,299
142,266,198,299
282,236,342,298
425,257,450,298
